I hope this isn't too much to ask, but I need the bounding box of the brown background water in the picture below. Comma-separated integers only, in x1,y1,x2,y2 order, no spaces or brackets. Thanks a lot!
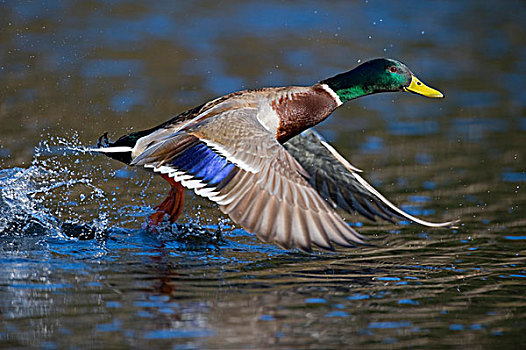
0,1,525,349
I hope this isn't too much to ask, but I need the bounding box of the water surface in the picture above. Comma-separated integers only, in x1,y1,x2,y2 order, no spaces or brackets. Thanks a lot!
0,1,525,348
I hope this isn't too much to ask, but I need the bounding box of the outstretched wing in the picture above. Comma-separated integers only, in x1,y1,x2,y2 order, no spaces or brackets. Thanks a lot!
131,107,368,251
284,129,455,227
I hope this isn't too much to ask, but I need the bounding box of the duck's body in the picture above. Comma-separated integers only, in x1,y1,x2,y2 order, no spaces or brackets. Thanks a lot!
93,58,453,251
108,84,340,157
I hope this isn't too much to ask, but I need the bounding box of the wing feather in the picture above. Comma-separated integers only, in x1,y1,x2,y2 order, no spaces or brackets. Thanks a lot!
285,129,456,227
131,106,369,251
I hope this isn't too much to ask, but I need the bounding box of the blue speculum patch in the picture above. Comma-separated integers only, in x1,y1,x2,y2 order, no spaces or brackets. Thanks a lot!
170,143,235,186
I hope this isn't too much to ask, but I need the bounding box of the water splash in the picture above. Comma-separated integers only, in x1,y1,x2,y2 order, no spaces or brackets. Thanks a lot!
0,132,224,247
0,166,61,236
0,133,114,239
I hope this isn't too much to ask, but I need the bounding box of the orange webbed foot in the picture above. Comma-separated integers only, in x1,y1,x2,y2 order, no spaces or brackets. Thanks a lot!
146,175,185,229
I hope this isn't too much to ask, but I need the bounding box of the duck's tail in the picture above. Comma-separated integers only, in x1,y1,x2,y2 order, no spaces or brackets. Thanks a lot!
89,132,137,164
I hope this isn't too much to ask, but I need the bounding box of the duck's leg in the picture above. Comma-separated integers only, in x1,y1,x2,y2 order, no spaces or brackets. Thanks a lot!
148,174,185,227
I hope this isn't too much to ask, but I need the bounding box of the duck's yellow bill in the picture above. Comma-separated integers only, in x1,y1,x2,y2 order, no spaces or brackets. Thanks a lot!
404,75,444,98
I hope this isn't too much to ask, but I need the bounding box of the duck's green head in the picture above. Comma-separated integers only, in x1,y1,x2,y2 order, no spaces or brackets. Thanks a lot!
321,58,444,103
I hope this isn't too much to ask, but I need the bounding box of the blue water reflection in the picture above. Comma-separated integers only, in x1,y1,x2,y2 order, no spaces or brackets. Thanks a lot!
502,172,526,182
369,321,412,329
82,59,144,79
144,329,214,339
325,310,349,318
388,120,440,136
360,136,384,154
111,89,147,112
451,118,508,142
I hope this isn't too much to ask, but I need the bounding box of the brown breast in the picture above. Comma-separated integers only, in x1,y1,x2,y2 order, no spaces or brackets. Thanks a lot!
272,85,338,143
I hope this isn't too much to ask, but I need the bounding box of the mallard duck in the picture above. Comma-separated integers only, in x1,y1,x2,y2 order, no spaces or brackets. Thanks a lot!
92,58,454,251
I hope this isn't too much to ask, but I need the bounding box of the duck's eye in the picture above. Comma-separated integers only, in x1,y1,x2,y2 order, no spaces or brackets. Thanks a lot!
389,66,398,73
